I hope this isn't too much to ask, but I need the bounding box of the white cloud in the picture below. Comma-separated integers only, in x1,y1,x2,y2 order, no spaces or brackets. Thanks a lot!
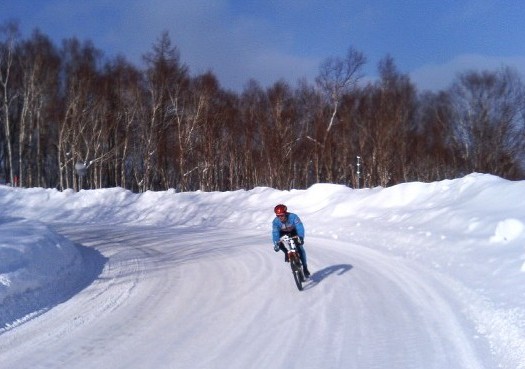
113,0,320,91
410,54,525,92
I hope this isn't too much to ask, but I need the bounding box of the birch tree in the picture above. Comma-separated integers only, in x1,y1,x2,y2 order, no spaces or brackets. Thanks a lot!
0,21,19,185
314,47,366,182
18,30,60,187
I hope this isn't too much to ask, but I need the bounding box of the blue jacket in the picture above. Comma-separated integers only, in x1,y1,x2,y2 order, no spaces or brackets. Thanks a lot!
272,212,305,244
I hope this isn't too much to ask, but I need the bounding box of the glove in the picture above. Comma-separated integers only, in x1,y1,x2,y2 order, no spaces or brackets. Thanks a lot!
273,242,280,252
297,236,304,245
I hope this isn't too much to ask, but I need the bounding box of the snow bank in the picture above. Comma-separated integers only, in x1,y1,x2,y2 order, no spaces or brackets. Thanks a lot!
0,218,87,329
0,173,524,345
0,219,81,299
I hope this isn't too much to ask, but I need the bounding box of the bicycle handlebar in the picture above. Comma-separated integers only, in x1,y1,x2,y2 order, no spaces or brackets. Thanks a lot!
280,234,300,241
279,235,302,250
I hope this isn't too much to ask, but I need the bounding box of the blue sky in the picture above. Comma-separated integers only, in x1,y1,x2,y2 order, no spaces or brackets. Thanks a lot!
1,0,524,92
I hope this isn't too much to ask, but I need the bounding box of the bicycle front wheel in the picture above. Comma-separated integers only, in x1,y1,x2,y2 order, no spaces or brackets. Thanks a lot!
293,269,303,291
291,262,303,291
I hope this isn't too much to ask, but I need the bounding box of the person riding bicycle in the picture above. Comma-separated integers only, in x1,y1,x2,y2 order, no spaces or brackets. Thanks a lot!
272,204,311,277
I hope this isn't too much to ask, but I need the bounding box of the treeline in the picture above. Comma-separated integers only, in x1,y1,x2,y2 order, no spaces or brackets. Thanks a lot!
1,22,524,192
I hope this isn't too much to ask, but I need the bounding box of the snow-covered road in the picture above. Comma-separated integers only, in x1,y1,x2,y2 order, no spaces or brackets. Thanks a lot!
1,225,497,369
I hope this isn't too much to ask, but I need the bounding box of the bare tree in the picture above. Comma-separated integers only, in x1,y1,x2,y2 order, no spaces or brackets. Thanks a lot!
316,47,366,136
449,68,525,177
57,38,103,190
411,91,458,181
238,80,268,187
293,78,324,187
101,56,143,189
141,31,189,191
374,56,416,185
17,30,61,187
265,80,297,188
3,24,525,192
191,72,225,191
314,47,366,183
0,21,19,185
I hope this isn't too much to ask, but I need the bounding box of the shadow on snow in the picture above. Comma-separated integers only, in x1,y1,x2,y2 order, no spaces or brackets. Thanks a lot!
303,264,353,290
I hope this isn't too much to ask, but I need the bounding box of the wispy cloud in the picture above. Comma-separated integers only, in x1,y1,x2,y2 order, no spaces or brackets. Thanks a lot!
410,54,525,92
2,0,525,92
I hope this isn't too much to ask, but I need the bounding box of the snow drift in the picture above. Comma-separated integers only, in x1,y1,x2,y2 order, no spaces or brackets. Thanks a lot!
0,173,524,368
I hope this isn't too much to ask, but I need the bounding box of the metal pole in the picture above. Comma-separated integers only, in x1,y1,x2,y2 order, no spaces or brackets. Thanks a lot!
356,156,361,189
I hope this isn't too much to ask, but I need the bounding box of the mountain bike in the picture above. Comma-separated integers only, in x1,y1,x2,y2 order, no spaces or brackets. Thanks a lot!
280,235,307,291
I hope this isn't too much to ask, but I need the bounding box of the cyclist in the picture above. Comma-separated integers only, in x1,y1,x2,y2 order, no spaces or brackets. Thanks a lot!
272,204,311,277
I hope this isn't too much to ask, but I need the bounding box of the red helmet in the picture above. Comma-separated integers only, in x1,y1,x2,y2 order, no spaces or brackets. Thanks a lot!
274,204,287,216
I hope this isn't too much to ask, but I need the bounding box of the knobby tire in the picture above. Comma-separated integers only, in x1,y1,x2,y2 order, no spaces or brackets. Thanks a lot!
293,269,303,291
291,260,304,291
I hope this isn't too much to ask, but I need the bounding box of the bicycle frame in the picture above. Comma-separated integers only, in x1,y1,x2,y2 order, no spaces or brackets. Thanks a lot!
280,234,299,259
279,235,306,290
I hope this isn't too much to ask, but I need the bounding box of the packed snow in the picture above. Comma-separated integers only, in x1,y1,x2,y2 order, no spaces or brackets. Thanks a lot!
0,173,524,369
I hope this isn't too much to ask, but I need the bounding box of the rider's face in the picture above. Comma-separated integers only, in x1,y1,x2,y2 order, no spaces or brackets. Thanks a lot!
277,214,287,221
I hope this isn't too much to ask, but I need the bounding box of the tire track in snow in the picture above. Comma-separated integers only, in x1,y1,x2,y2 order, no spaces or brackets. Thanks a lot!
0,227,508,369
302,237,493,369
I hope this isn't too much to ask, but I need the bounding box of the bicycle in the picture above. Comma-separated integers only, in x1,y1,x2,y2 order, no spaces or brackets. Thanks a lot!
279,235,307,291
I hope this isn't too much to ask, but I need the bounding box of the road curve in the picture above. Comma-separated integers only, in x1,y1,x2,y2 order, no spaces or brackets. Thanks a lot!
0,224,495,369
